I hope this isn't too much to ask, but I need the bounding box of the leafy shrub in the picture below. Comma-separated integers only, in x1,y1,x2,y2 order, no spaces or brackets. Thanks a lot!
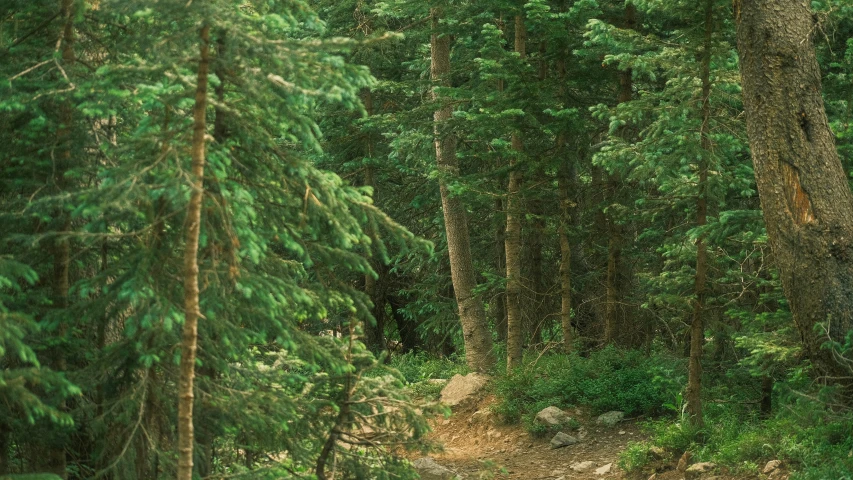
492,347,685,429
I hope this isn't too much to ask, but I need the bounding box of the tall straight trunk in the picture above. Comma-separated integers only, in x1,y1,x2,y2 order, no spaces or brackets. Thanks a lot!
505,13,526,372
555,55,573,353
494,198,507,342
176,23,210,480
603,2,636,346
526,41,547,346
736,0,853,384
431,9,496,373
45,2,75,477
362,88,386,354
686,0,714,427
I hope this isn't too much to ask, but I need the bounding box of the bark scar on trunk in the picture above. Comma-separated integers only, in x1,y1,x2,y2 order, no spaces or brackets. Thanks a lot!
781,161,815,225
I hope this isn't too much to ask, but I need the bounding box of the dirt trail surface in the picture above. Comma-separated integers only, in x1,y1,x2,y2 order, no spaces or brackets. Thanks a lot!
415,394,772,480
424,395,641,479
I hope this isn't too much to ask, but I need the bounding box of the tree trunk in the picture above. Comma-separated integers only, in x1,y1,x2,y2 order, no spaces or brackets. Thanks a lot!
362,88,386,354
431,9,496,373
176,22,210,480
603,2,636,346
45,2,76,476
686,0,714,427
494,198,507,342
505,13,526,372
736,0,853,383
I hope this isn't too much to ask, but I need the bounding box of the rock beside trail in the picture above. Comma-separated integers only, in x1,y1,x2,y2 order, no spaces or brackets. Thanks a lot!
686,461,716,478
596,411,624,427
764,460,782,474
535,406,573,428
595,463,613,475
570,461,595,472
549,432,580,449
440,373,490,406
413,457,457,480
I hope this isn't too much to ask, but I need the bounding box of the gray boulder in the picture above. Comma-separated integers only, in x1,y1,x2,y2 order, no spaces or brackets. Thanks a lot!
535,406,572,427
413,457,456,480
440,373,490,407
595,411,624,427
550,432,580,449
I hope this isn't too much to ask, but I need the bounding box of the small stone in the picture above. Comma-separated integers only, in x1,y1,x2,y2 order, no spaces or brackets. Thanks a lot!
595,463,613,475
647,474,657,480
619,430,626,435
764,460,782,474
413,457,456,480
596,411,625,427
550,432,580,449
570,461,595,472
649,446,666,460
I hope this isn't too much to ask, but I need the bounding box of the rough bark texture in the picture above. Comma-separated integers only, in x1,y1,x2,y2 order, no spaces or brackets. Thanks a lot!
431,9,496,373
558,152,573,354
686,0,713,427
177,23,210,480
505,13,526,372
736,0,853,383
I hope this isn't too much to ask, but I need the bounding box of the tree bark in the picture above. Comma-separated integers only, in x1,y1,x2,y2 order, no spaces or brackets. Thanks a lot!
603,2,636,346
686,0,714,427
494,198,507,342
505,13,526,372
176,22,210,480
736,0,853,383
362,88,387,354
431,9,496,373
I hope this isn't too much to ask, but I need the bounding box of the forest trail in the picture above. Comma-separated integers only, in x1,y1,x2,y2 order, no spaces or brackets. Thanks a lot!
418,395,752,480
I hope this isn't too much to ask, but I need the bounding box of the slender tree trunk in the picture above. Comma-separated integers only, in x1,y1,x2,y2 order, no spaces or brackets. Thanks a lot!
176,23,210,480
431,9,496,373
0,422,10,476
526,40,547,346
362,88,386,354
686,0,714,427
603,2,636,346
736,0,853,384
505,13,526,372
45,2,76,476
494,198,508,342
555,55,574,354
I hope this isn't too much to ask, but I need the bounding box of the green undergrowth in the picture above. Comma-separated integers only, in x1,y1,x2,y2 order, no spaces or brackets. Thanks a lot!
388,351,469,399
492,347,686,435
619,386,853,479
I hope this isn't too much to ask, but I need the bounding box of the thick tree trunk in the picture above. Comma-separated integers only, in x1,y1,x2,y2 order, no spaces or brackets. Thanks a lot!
736,0,853,383
176,23,210,480
505,14,526,372
431,9,496,373
686,0,714,427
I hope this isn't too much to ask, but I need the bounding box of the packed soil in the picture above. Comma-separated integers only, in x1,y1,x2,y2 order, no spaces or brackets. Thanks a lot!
415,394,781,480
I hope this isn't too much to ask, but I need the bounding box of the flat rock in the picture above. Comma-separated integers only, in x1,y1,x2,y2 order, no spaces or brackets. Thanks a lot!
440,373,490,407
595,463,613,475
596,411,624,427
535,406,573,427
570,461,595,472
413,457,456,480
550,432,580,449
763,460,782,474
686,462,716,475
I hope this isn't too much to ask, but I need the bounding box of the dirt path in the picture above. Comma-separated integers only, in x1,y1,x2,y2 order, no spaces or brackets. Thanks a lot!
423,395,643,480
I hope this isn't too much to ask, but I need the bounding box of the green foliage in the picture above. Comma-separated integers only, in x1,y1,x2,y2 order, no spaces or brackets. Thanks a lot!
493,348,685,432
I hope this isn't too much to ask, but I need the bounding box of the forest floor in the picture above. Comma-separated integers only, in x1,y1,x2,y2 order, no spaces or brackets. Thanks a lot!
416,394,767,480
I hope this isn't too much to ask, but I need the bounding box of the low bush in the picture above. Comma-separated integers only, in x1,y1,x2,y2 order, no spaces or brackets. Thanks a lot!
492,347,685,429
